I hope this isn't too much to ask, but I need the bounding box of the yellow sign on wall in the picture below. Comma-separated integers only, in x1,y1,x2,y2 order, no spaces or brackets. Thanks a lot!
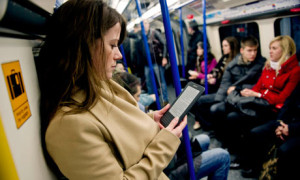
0,115,19,179
2,61,31,128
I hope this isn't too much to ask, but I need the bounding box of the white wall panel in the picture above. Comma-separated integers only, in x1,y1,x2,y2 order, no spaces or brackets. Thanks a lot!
0,37,55,180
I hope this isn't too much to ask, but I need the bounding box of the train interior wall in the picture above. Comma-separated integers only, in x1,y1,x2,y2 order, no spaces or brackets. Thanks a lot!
0,37,55,180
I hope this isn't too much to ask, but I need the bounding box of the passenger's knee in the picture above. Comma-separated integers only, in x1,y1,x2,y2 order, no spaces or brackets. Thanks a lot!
226,111,239,121
215,148,230,164
278,143,289,157
195,134,210,143
194,134,210,151
210,102,225,114
210,104,218,113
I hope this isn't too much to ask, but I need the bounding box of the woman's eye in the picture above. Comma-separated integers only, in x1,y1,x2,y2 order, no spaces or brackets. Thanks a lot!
111,44,117,48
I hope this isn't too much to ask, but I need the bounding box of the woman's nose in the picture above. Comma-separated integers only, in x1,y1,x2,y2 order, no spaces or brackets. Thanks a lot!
115,48,123,60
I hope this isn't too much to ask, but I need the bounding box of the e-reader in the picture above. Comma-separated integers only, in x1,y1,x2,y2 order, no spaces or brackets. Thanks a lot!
160,82,205,127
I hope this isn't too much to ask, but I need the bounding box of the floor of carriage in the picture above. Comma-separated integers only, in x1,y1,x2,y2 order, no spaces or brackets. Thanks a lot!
161,83,257,180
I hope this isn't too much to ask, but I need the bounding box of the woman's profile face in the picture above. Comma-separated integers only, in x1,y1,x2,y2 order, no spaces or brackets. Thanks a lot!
196,46,204,56
269,41,283,62
93,23,123,79
143,20,150,33
222,40,230,55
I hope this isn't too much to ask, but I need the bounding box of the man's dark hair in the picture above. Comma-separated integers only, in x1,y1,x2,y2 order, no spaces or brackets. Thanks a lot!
241,36,259,49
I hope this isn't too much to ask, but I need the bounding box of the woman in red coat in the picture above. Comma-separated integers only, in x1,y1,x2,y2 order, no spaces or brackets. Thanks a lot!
240,35,299,106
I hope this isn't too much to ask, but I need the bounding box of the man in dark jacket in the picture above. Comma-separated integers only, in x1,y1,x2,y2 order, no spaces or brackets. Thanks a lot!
186,20,204,77
191,36,266,131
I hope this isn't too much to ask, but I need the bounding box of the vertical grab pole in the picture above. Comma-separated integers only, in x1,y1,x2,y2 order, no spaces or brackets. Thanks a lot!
134,0,161,110
159,0,196,180
202,0,208,94
119,45,129,72
179,8,185,78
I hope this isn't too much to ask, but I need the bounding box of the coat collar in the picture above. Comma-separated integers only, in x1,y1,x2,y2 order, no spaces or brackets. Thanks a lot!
71,80,153,169
279,54,298,74
71,79,138,107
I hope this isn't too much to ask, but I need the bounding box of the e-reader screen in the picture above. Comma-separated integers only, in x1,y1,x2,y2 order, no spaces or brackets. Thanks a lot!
160,82,205,127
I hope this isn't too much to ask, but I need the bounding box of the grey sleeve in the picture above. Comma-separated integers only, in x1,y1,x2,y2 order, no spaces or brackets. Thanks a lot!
155,31,167,58
215,67,232,101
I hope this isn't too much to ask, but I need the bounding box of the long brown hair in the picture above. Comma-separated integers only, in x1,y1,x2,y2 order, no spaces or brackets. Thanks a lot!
37,0,126,177
38,0,126,123
223,36,239,62
196,41,215,63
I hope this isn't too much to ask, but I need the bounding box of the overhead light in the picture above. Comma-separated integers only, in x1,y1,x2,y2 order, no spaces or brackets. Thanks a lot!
110,0,119,9
126,0,197,31
116,0,131,14
171,0,198,10
166,0,178,7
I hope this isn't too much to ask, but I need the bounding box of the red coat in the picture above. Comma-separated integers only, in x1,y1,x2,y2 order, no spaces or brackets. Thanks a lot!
252,54,300,105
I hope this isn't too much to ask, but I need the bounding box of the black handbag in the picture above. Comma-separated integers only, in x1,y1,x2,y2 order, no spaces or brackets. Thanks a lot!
226,89,270,116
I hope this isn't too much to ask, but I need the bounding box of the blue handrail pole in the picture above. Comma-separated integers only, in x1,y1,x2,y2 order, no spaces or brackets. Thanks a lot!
159,0,196,180
202,0,208,94
120,45,129,72
135,0,161,110
179,8,185,78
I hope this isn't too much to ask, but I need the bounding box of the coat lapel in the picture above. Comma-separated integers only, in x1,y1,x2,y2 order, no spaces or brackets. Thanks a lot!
73,80,160,169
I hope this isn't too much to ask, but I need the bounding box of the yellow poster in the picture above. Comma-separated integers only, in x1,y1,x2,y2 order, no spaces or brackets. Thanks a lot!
2,61,31,128
0,115,19,179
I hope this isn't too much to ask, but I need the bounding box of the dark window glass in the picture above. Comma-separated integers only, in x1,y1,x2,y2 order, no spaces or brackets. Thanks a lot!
219,22,260,56
274,16,300,52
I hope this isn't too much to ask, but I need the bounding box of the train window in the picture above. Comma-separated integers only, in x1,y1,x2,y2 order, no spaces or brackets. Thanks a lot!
219,22,260,56
274,16,300,52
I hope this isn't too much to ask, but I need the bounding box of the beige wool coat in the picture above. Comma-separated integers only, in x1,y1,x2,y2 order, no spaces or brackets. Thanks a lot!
46,80,180,180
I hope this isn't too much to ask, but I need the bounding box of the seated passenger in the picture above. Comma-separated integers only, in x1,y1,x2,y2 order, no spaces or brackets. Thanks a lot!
220,35,300,163
113,71,155,112
165,134,230,180
192,36,239,130
115,60,126,72
38,1,187,179
240,80,300,179
206,36,239,93
191,36,266,130
188,41,217,89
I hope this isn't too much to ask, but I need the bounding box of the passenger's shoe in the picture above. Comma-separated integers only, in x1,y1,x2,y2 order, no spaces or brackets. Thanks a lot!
241,168,260,178
229,161,241,169
230,157,241,169
193,121,201,130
